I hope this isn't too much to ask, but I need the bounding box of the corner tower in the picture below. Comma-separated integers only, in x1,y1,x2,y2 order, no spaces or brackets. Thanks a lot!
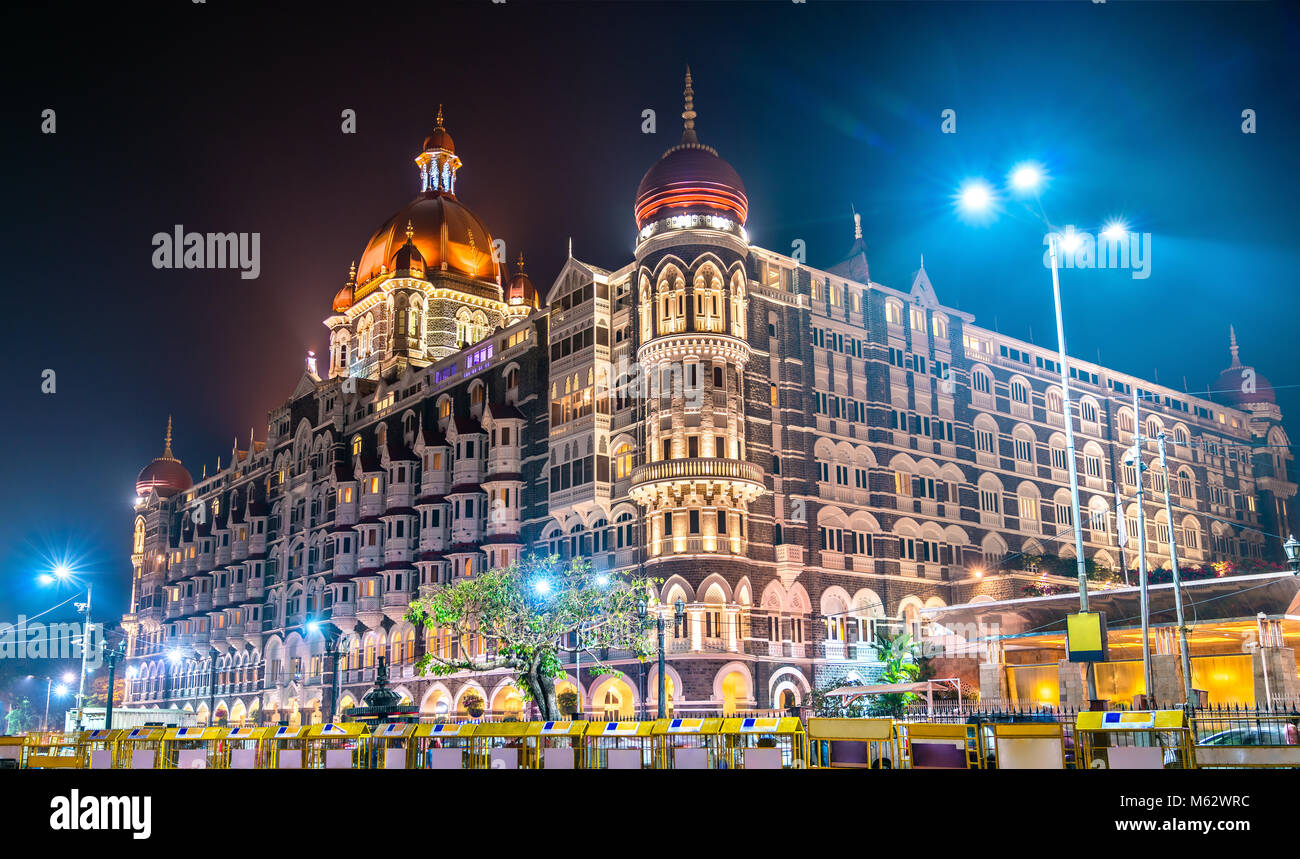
629,69,764,561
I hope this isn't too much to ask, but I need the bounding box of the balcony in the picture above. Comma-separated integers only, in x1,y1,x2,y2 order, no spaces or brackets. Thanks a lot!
650,537,746,557
629,458,765,497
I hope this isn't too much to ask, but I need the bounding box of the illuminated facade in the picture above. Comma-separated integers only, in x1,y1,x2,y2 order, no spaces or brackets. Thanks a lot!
121,75,1296,725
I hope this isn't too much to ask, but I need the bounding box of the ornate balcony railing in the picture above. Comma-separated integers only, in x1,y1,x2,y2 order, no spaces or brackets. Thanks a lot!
629,457,765,489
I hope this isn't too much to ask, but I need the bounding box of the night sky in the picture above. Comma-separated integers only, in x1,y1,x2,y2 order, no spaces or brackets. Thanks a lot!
3,1,1298,624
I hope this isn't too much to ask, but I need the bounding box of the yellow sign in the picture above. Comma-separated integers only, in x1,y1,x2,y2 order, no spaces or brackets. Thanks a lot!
1066,611,1107,662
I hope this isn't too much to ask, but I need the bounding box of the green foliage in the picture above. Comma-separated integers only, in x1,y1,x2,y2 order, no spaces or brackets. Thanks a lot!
406,554,658,720
4,697,38,734
868,631,922,717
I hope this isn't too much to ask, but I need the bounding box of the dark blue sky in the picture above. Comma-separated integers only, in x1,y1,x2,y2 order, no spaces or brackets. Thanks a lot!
3,1,1298,622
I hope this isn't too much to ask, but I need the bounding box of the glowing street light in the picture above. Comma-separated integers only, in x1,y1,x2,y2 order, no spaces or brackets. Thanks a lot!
532,578,552,597
38,563,93,730
1009,162,1045,193
956,178,996,214
1101,219,1129,242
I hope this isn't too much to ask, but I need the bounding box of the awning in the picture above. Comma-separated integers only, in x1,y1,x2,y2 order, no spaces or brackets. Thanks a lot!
922,572,1300,639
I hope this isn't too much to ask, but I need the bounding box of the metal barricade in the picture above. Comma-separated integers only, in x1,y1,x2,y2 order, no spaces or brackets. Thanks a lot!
1191,712,1300,769
0,736,25,769
1076,710,1193,769
305,722,371,769
901,723,984,769
989,723,1066,770
117,727,166,769
807,718,899,769
531,720,589,770
585,721,656,769
412,723,477,769
371,723,418,769
21,732,82,769
468,722,536,770
83,729,124,769
223,726,273,769
653,718,725,769
265,726,310,769
719,717,808,769
162,726,225,769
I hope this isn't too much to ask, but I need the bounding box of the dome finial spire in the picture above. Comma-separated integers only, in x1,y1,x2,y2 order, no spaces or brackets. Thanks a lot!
163,415,175,460
516,251,526,272
405,220,415,242
1229,324,1241,368
435,104,444,129
681,65,698,144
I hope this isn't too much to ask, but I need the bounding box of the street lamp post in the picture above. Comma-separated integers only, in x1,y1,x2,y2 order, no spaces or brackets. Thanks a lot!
638,597,685,719
1127,389,1155,704
1046,233,1101,705
103,642,126,730
1157,432,1195,711
1284,535,1300,574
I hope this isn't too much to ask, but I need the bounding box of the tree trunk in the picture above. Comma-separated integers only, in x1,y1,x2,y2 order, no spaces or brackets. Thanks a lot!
523,664,560,721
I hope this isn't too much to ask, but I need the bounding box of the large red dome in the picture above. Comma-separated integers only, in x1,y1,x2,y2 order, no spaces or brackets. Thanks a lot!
355,192,499,287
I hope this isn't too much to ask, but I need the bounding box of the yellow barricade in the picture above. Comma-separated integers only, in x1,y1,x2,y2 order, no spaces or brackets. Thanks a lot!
469,721,536,770
530,720,589,770
989,723,1066,770
22,732,82,769
586,721,656,769
719,717,808,769
265,726,311,769
305,722,370,769
807,718,899,769
652,718,725,769
1076,710,1193,770
412,722,477,769
371,723,419,769
223,726,274,769
901,723,983,769
117,727,166,769
0,736,27,769
162,726,225,769
82,729,124,769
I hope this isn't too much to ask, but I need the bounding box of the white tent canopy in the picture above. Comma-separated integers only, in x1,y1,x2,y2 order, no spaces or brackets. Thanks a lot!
825,678,964,716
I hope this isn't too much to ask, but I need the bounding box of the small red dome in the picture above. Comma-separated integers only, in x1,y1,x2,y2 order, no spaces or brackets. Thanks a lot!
332,283,354,313
136,418,192,497
136,458,193,498
1216,366,1276,407
634,143,748,230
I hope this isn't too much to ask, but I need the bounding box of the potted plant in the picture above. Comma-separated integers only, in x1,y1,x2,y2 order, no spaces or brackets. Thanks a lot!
462,692,485,718
558,689,579,717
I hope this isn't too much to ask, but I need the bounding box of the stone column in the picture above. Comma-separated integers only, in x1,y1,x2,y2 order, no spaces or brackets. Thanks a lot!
978,640,1009,705
1057,659,1087,710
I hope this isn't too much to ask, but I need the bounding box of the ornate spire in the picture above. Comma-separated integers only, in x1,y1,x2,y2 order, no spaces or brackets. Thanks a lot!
516,251,526,273
1229,324,1241,368
681,66,698,144
417,105,461,194
405,220,415,242
347,260,356,285
161,416,178,461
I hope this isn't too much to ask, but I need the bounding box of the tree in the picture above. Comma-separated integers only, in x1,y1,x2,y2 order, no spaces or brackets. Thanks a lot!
868,631,922,717
405,554,656,721
4,697,38,735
